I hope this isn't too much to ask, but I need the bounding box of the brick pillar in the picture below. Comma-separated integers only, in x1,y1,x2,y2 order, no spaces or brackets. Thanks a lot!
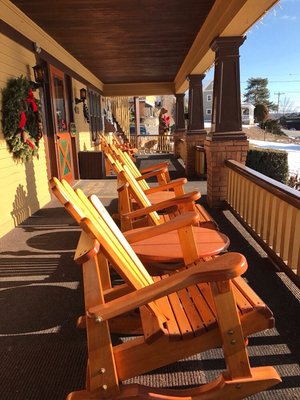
204,36,249,208
174,93,186,158
205,139,249,207
185,74,207,177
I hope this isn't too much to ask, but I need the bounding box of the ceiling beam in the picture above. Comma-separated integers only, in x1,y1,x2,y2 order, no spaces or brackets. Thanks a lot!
103,82,175,97
174,0,279,93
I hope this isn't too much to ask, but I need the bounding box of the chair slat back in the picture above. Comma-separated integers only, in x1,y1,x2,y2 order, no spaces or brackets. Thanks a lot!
52,177,166,320
121,164,161,225
51,177,86,222
103,152,161,226
52,178,160,290
110,144,149,191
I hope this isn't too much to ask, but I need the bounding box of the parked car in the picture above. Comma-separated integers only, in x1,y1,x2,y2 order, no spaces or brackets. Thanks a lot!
130,124,147,135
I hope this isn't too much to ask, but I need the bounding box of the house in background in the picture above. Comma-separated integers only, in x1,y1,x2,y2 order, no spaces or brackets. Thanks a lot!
242,103,255,124
203,81,255,124
203,80,214,122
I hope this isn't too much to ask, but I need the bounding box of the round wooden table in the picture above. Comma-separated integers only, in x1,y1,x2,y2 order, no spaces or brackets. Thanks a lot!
126,227,230,263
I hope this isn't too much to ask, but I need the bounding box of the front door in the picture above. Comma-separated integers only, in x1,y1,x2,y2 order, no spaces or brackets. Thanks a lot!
49,65,74,183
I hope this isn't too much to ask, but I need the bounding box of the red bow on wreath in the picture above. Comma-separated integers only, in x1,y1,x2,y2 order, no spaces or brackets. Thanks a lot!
26,88,38,113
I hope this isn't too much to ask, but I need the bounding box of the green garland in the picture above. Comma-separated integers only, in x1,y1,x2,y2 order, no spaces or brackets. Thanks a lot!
2,76,42,161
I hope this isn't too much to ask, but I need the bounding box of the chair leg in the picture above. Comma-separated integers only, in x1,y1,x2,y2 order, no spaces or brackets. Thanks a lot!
82,259,119,395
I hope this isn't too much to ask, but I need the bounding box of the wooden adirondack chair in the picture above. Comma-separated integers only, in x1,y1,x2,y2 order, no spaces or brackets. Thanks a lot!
102,151,217,231
65,202,281,399
51,178,228,272
111,132,138,156
51,176,225,331
110,141,171,185
101,134,170,184
101,136,216,229
101,137,185,195
101,137,217,230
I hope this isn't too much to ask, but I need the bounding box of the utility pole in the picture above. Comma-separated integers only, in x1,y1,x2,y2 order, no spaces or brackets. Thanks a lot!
274,92,285,117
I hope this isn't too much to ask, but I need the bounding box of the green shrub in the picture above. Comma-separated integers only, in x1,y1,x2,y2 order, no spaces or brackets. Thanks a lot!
246,147,289,184
263,119,286,135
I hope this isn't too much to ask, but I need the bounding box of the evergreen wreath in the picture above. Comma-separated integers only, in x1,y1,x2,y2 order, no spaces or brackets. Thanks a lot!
2,76,42,161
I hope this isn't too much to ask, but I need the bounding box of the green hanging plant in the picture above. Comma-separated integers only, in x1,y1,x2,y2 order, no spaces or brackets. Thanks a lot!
1,76,42,161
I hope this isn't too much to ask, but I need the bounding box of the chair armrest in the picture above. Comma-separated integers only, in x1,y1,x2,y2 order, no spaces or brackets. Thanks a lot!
88,252,247,322
117,181,130,193
136,167,168,181
74,231,100,264
124,211,199,243
144,178,187,194
140,162,170,174
122,191,200,220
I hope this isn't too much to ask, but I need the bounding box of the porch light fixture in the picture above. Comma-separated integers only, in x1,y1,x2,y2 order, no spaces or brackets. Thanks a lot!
75,88,87,104
31,64,46,89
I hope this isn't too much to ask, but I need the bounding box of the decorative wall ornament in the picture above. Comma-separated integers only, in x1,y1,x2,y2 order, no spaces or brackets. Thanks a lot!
2,76,42,161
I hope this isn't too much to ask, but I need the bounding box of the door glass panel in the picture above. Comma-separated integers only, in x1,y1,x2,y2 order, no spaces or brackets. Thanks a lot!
53,76,67,132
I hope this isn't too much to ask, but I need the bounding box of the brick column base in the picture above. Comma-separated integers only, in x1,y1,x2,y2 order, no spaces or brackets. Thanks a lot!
185,131,207,177
173,130,186,158
204,135,249,208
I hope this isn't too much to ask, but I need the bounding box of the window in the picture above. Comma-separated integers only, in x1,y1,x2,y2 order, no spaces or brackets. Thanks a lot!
88,90,102,142
206,108,212,115
53,75,67,132
207,94,212,102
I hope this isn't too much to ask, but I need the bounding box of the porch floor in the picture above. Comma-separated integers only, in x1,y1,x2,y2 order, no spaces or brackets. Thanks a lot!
0,154,299,399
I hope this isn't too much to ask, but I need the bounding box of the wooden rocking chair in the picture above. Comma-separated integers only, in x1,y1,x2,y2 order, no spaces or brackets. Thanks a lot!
51,178,228,272
102,151,217,231
64,200,280,399
101,134,171,184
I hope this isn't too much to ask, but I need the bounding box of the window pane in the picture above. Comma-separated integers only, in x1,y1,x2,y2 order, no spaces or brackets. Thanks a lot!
53,76,67,132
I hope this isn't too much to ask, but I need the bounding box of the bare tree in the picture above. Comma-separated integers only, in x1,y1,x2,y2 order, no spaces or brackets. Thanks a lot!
280,96,297,115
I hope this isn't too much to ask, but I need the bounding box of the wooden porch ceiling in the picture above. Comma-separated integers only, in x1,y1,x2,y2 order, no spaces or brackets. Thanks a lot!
10,0,279,96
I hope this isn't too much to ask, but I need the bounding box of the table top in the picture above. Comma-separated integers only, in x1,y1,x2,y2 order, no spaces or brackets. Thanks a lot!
126,226,230,263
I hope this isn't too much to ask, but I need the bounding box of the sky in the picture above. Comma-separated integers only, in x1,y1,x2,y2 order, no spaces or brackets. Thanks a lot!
204,0,300,112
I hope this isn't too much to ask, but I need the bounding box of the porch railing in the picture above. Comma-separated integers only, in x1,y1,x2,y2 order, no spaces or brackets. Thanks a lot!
226,159,300,284
129,134,174,154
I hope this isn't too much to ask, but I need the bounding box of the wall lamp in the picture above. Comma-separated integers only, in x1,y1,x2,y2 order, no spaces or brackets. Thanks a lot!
75,88,87,104
31,64,46,89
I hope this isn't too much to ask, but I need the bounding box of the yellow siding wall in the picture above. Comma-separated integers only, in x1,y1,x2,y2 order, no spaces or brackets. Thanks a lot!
72,78,94,151
0,33,51,237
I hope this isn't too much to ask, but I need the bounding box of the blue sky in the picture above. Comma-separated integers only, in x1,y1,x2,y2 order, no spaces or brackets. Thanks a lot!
204,0,300,112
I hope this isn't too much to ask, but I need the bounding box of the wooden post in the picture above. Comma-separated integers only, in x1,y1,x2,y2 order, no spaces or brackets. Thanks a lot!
209,36,246,137
134,96,140,138
174,93,186,158
185,74,207,177
205,36,249,208
187,74,206,134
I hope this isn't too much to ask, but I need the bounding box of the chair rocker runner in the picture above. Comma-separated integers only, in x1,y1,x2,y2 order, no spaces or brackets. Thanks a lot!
65,208,280,399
